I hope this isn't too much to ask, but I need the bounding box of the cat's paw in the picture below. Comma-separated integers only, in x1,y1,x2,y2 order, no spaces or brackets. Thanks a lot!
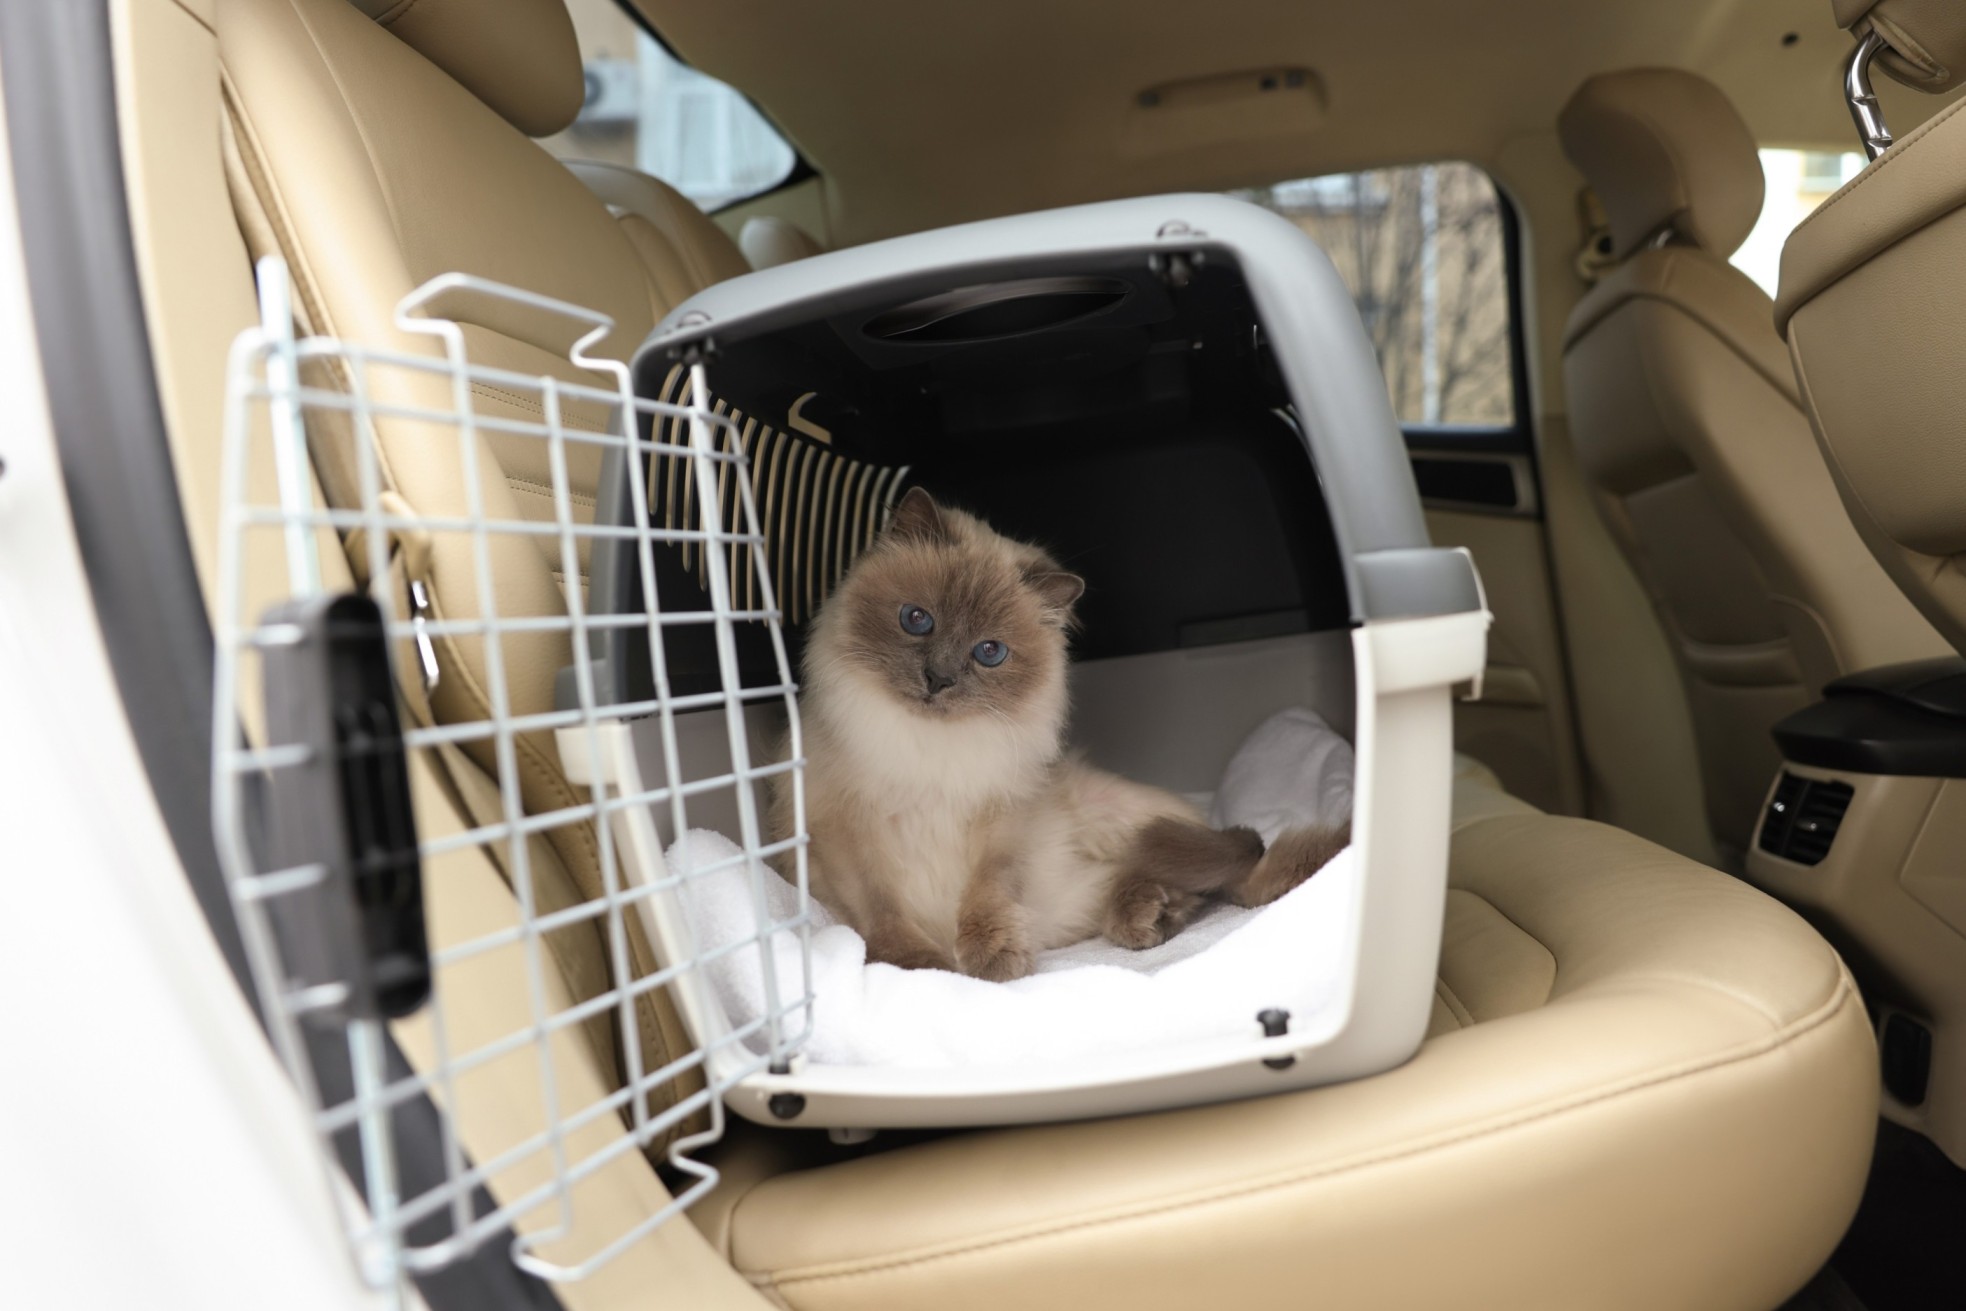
955,915,1035,982
963,943,1035,982
1232,824,1351,908
1105,881,1205,950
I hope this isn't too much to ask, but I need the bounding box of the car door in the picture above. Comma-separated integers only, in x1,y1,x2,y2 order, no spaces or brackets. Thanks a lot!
1238,164,1585,814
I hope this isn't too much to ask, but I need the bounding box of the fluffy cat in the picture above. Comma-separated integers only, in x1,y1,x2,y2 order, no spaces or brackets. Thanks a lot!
768,488,1348,981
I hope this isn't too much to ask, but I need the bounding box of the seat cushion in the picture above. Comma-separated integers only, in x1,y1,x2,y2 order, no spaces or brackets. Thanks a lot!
702,813,1874,1311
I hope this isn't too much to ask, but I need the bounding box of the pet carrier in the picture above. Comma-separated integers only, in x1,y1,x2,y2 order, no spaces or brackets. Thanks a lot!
213,192,1486,1289
592,193,1489,1128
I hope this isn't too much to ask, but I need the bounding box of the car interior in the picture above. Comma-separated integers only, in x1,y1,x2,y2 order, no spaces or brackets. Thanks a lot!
12,0,1966,1306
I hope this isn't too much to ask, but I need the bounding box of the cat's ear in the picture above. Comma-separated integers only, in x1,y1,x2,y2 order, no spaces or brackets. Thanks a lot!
1027,570,1086,615
885,487,952,545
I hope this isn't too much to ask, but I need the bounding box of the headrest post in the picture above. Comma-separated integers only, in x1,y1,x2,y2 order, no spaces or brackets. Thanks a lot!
1845,31,1896,161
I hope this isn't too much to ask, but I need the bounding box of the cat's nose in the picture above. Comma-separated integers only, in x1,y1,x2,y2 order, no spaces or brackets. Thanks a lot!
923,665,957,696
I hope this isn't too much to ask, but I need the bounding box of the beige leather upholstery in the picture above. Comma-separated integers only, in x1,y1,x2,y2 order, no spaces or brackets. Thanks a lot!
1834,0,1966,93
1558,69,1764,260
216,0,751,1135
564,159,752,304
739,214,824,269
698,812,1874,1311
1778,97,1966,655
1559,69,1949,857
164,2,1880,1302
348,0,583,136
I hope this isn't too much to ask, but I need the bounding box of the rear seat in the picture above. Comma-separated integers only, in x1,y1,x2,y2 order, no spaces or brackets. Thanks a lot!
739,214,825,269
562,158,752,299
157,0,1883,1305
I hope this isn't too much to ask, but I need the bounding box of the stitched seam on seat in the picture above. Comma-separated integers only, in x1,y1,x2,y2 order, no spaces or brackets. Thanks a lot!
1443,890,1557,1009
279,0,415,253
167,0,216,36
1791,94,1966,240
743,1273,794,1309
1628,288,1803,406
507,479,596,508
1456,846,1805,1028
372,0,423,27
471,380,610,431
1432,978,1473,1028
220,76,414,517
752,976,1858,1289
223,4,701,1148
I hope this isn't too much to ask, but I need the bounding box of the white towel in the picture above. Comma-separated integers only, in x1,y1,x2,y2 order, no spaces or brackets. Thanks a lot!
1210,706,1354,843
669,707,1355,1070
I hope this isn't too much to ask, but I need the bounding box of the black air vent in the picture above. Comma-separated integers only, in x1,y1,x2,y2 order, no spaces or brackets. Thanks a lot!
1757,772,1854,866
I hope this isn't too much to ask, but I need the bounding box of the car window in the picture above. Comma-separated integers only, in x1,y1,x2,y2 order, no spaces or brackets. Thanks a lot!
1730,149,1866,298
543,0,798,210
1233,163,1515,428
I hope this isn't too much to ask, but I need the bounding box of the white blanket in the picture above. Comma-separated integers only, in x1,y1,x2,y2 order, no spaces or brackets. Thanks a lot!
670,708,1355,1070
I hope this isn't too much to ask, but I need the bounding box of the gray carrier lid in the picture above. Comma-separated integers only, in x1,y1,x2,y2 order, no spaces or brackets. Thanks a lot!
634,193,1480,626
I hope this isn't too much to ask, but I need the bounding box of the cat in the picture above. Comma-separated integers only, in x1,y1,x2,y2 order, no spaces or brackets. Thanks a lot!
768,487,1349,981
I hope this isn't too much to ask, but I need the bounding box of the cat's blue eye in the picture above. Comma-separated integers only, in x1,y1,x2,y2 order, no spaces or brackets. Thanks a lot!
899,604,935,636
972,639,1008,667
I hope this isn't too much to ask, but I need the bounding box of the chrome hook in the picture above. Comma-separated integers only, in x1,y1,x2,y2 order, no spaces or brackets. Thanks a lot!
1846,30,1895,161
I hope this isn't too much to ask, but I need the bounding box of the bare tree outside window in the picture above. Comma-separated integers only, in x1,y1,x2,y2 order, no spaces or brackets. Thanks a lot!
1234,164,1514,427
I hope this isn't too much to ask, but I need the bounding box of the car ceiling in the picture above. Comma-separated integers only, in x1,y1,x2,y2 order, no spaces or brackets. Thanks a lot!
632,0,1957,244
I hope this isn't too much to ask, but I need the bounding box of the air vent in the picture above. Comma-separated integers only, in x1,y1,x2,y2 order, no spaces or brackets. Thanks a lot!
1757,772,1854,866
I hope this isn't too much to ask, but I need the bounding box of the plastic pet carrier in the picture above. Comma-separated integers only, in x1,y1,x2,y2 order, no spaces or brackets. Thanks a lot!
593,193,1488,1127
213,193,1486,1288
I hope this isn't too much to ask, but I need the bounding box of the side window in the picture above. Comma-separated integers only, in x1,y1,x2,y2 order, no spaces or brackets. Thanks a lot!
543,1,798,210
1730,149,1866,298
1234,164,1515,428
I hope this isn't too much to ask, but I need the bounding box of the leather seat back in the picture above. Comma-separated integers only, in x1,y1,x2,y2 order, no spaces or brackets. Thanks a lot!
1558,68,1947,858
739,216,824,269
217,0,750,1141
565,158,753,301
1779,10,1966,657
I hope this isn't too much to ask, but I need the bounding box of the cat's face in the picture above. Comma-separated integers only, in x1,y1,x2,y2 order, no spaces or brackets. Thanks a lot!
810,489,1084,724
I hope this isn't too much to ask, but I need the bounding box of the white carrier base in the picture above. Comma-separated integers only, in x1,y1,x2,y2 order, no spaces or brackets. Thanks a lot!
562,607,1485,1131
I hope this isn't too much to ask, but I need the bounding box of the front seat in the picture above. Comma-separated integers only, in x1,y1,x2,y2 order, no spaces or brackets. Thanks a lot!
1557,68,1949,862
1778,5,1966,655
201,1,1875,1305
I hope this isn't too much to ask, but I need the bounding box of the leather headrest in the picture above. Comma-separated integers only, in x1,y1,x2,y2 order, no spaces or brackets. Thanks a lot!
1834,0,1966,93
1558,69,1764,261
352,0,583,137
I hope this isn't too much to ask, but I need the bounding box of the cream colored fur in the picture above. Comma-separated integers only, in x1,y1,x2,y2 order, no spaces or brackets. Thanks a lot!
767,491,1204,979
793,656,1200,961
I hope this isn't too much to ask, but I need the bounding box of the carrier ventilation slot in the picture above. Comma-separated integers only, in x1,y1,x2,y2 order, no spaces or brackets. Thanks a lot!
1757,772,1854,866
652,365,908,625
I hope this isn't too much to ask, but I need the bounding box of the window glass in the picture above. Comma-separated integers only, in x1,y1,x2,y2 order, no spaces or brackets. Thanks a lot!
1233,163,1515,427
1730,149,1866,298
543,1,798,210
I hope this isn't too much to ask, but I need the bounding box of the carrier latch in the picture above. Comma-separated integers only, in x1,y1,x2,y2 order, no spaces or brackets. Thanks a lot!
260,591,431,1021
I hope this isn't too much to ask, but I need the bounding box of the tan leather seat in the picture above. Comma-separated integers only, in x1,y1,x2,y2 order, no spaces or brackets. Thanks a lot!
563,158,753,300
219,0,746,1135
1558,69,1949,861
194,1,1875,1305
739,214,825,269
1778,29,1966,653
695,808,1872,1311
